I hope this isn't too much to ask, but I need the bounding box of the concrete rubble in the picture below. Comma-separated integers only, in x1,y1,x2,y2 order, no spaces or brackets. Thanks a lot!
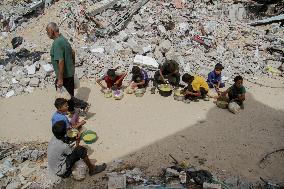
0,0,284,98
0,142,60,189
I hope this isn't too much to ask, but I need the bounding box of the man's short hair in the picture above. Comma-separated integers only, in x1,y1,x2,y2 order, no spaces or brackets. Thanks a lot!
52,121,66,139
47,22,59,32
234,75,243,83
54,98,68,110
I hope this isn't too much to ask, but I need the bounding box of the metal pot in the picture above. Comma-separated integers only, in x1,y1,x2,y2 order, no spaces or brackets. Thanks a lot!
158,84,173,97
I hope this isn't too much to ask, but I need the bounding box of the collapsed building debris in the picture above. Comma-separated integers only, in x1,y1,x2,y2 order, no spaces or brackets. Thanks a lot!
0,0,283,99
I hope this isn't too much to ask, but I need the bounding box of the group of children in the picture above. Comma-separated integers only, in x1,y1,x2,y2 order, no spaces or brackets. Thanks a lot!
47,60,246,179
96,60,246,107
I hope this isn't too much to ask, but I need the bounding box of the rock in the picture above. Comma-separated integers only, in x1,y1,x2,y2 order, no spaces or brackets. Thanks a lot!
25,86,35,93
20,164,37,178
90,46,105,54
142,45,152,54
177,22,189,34
41,64,53,74
133,55,159,68
279,63,284,72
108,173,126,189
26,64,36,75
20,78,30,86
127,38,141,53
12,78,18,84
29,78,39,87
166,168,179,177
30,150,44,161
228,4,246,22
5,90,15,98
37,70,47,79
157,25,166,34
6,180,21,189
21,182,32,189
5,63,14,71
19,174,27,185
159,40,172,53
76,68,85,79
267,60,282,69
117,31,128,42
14,86,24,94
203,182,222,189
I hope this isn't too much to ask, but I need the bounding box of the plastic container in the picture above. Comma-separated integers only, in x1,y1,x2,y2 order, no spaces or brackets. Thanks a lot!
81,130,98,144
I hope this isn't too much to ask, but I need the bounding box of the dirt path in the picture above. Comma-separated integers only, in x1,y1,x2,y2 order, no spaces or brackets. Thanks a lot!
1,77,284,184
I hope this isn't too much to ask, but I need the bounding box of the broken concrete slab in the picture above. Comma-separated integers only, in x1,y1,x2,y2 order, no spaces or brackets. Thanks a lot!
107,173,126,189
203,182,222,189
133,55,159,68
29,78,39,87
5,90,15,98
250,14,284,26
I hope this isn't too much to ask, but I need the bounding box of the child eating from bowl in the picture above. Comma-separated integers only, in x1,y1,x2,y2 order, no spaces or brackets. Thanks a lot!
52,98,86,130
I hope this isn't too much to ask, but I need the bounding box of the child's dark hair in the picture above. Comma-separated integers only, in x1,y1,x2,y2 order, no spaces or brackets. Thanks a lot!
165,60,178,72
107,69,116,77
54,98,68,109
215,63,224,70
52,121,66,139
131,66,141,75
182,73,194,83
234,75,243,83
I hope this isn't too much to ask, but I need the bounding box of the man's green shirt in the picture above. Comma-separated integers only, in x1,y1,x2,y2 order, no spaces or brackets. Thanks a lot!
50,35,74,78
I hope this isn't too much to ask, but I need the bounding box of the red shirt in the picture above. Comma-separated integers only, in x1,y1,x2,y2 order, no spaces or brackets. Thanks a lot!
104,75,123,88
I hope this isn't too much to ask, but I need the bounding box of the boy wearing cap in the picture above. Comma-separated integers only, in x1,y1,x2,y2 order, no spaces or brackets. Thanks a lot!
207,63,225,92
130,66,149,89
96,68,127,90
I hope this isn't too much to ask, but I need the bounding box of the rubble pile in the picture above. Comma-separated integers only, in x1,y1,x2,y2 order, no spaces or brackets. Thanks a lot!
0,141,61,189
0,0,45,32
0,0,283,98
104,158,274,189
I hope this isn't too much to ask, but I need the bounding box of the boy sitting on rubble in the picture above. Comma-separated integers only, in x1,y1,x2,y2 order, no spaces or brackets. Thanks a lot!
181,73,209,102
96,68,127,90
47,120,106,178
220,75,246,109
151,60,180,94
130,66,149,89
52,98,86,130
207,63,225,92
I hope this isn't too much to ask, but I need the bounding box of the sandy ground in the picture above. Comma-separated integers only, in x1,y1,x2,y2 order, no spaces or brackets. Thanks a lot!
1,76,284,186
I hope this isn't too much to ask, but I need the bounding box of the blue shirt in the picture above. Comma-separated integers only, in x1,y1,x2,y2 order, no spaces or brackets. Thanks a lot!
51,112,70,129
141,69,149,81
207,71,221,84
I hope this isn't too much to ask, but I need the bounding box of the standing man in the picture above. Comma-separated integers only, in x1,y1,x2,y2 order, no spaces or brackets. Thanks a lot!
46,22,89,112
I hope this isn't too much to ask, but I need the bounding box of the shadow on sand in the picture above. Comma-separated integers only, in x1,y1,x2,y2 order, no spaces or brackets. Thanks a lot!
55,93,284,188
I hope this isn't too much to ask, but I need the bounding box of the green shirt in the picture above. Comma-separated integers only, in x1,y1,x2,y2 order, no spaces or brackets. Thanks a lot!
229,84,246,97
50,35,74,78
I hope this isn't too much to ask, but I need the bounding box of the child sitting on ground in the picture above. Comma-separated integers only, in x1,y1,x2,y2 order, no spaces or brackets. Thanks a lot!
47,120,106,178
182,73,209,102
130,66,149,89
207,63,225,92
52,98,86,129
96,68,127,90
220,75,246,109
